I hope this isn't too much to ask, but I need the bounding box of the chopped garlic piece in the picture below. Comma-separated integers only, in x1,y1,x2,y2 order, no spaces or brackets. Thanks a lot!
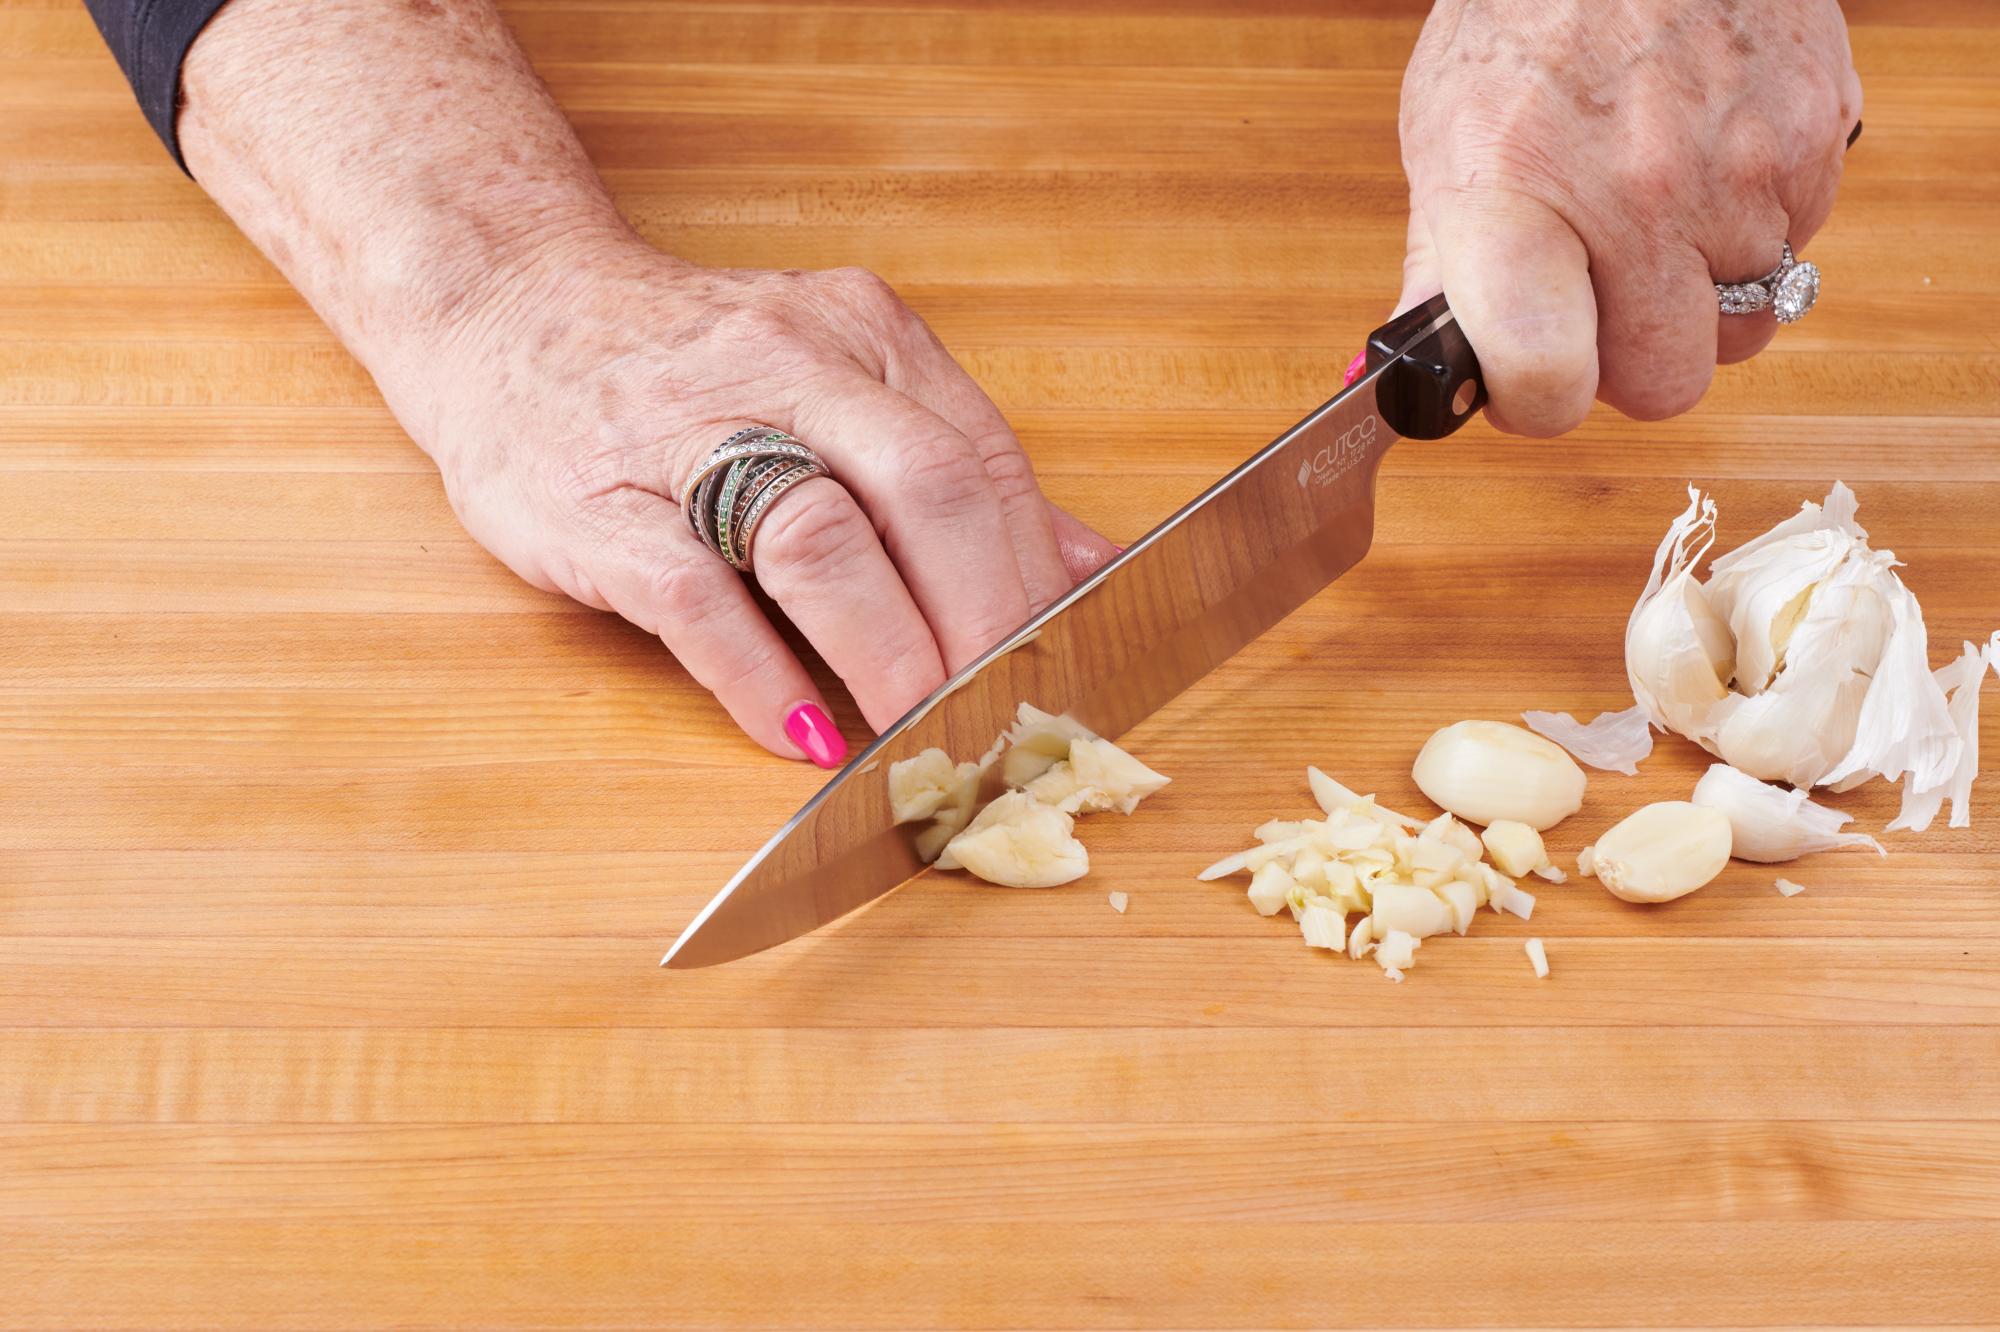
1530,863,1568,884
999,703,1097,788
1524,937,1550,978
938,791,1089,888
1412,720,1587,830
1347,914,1376,961
1577,844,1597,877
1308,766,1423,829
1108,891,1129,913
1246,861,1295,917
1488,879,1537,920
1691,762,1884,862
889,747,959,824
1436,880,1479,935
1299,903,1346,951
1522,704,1654,776
1375,928,1419,982
1479,820,1547,877
1370,881,1456,940
1775,878,1806,897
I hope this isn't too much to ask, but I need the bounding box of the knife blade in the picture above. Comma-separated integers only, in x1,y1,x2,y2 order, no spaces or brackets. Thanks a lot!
664,294,1484,968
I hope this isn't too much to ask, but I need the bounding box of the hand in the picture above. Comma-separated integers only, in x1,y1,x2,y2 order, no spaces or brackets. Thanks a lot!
427,239,1117,764
1395,0,1862,434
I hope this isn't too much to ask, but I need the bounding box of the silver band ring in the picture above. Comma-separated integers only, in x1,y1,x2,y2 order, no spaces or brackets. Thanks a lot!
1716,241,1821,324
679,427,832,572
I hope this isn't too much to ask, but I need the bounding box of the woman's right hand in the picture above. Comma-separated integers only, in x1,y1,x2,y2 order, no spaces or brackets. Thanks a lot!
421,238,1118,767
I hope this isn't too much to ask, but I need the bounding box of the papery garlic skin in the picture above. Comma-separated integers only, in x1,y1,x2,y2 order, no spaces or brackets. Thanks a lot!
1624,482,1990,806
1889,633,1999,832
1411,721,1587,831
1690,762,1885,863
1523,705,1655,776
1588,801,1733,904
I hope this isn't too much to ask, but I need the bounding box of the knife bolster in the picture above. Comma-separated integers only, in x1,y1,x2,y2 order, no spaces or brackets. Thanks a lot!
1366,292,1486,441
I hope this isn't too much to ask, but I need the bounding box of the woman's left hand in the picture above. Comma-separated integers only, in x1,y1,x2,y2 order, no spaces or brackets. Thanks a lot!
1394,0,1862,436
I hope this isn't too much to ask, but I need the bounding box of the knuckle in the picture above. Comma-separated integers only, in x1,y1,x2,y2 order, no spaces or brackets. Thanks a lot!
887,438,989,515
978,443,1043,510
646,558,727,631
753,485,872,580
822,265,901,311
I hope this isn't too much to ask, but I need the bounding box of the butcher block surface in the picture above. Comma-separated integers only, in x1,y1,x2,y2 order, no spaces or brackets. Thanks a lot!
4,0,2000,1326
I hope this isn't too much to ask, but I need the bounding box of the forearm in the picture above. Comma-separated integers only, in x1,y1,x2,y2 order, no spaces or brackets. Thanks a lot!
177,0,640,441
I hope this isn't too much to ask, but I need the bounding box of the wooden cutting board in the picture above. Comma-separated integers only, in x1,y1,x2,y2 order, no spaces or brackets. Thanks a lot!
4,0,1998,1325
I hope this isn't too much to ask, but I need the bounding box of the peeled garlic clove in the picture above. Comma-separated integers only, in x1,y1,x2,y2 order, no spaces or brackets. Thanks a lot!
1690,762,1884,863
1370,881,1456,940
1412,721,1587,831
1588,800,1732,903
1479,820,1547,878
938,791,1089,888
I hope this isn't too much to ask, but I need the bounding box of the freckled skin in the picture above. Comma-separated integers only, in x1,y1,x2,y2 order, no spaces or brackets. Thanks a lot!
1398,0,1860,432
172,0,1111,758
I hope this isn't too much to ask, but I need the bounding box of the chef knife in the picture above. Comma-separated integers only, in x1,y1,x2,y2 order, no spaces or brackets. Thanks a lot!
664,293,1485,968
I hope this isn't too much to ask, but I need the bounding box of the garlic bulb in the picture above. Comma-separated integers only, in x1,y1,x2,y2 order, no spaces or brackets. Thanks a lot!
1690,762,1884,863
1626,484,1992,815
1411,720,1587,830
1587,801,1733,904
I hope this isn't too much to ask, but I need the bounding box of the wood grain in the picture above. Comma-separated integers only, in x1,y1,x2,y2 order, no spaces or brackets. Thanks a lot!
3,0,1998,1327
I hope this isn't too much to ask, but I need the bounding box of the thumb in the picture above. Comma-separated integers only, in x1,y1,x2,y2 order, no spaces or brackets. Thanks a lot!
1417,187,1599,438
1045,500,1119,583
1394,195,1443,317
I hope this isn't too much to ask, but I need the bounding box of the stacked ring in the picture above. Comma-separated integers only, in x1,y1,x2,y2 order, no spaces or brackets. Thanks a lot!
679,427,831,571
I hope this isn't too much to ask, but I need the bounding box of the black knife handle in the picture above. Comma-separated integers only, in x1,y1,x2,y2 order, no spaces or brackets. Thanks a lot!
1364,292,1485,440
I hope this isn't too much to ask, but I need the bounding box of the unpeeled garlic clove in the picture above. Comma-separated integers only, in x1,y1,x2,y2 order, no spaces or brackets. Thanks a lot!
1690,762,1884,863
1587,800,1732,903
1412,720,1587,831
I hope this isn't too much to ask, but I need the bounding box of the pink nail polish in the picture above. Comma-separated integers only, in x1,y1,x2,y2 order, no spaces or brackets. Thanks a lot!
1342,349,1368,386
784,702,847,769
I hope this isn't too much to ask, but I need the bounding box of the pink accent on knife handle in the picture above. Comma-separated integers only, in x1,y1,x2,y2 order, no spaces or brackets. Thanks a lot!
784,703,847,769
1342,349,1368,386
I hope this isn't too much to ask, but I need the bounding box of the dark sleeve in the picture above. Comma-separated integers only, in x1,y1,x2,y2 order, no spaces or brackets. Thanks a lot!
83,0,237,174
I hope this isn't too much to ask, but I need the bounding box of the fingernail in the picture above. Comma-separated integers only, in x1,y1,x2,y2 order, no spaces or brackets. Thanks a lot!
1112,544,1126,555
1342,349,1368,386
784,702,847,769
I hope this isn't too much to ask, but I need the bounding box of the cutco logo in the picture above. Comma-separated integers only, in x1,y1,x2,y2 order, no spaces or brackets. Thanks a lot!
1297,413,1378,488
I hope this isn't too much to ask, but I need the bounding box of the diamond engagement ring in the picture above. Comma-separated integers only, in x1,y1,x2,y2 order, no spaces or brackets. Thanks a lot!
679,427,831,572
1716,241,1821,324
